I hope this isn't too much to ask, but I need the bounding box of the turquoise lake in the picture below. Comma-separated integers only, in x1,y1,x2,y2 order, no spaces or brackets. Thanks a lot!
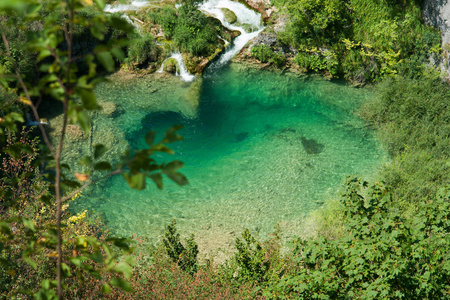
73,63,384,254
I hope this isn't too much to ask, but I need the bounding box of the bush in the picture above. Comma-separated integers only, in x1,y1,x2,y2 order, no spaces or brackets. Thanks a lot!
149,1,220,56
276,0,442,81
162,219,199,275
265,178,450,299
126,34,161,67
251,44,286,67
294,49,338,76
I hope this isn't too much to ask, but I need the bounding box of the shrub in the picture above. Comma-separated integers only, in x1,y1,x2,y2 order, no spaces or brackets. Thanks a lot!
150,1,220,56
162,219,199,275
251,44,286,67
266,178,450,299
126,34,161,67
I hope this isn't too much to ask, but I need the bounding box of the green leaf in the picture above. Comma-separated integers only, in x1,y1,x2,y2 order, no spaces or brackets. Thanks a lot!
61,263,71,278
114,262,132,279
106,237,132,251
163,160,184,173
151,144,174,154
145,131,156,146
77,111,91,133
111,48,125,61
109,15,135,33
96,52,115,72
94,144,107,159
130,173,146,190
94,161,113,171
22,218,36,231
42,279,50,290
37,49,52,62
9,112,24,123
166,172,188,186
79,89,100,110
101,283,111,294
0,0,27,13
149,173,163,189
110,277,132,292
79,156,93,167
162,125,184,143
94,0,106,11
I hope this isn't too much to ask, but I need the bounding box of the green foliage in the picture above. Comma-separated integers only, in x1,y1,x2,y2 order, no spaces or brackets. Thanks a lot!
149,1,221,56
278,0,352,47
126,33,161,68
266,178,450,299
294,49,338,76
361,74,450,206
162,219,198,275
250,44,286,67
276,0,442,82
234,229,272,284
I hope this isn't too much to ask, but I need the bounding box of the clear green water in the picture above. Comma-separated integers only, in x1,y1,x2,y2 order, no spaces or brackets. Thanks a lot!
74,63,384,252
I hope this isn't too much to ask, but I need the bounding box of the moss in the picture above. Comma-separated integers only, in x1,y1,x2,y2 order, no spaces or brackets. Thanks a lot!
221,8,237,24
163,58,179,73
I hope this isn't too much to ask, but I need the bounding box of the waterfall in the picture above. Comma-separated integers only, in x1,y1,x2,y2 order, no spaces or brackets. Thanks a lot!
104,0,149,33
199,0,264,69
104,0,149,13
165,53,196,82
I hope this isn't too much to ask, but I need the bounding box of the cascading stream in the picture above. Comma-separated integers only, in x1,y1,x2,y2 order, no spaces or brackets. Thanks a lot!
104,0,150,12
199,0,264,70
159,52,196,82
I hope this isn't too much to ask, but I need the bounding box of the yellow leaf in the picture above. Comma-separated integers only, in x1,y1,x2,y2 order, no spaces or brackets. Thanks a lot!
75,172,89,182
19,97,32,106
48,251,58,257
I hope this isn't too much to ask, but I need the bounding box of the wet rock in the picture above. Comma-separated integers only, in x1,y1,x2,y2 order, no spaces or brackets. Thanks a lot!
236,22,259,33
240,0,274,23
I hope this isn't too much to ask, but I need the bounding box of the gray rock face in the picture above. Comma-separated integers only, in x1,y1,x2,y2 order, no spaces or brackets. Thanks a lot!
423,0,450,74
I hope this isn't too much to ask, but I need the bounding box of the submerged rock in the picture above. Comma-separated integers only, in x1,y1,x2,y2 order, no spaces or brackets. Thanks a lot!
300,137,324,154
235,132,249,142
99,101,117,117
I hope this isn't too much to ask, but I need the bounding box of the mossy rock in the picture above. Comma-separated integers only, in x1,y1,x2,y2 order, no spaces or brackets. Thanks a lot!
236,22,258,33
163,58,179,74
221,8,237,24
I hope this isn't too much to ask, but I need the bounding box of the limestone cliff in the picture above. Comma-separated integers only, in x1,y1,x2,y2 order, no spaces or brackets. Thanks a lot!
423,0,450,74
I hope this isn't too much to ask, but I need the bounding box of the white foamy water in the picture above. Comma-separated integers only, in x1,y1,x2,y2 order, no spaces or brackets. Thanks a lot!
104,0,149,13
199,0,264,68
159,52,196,82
